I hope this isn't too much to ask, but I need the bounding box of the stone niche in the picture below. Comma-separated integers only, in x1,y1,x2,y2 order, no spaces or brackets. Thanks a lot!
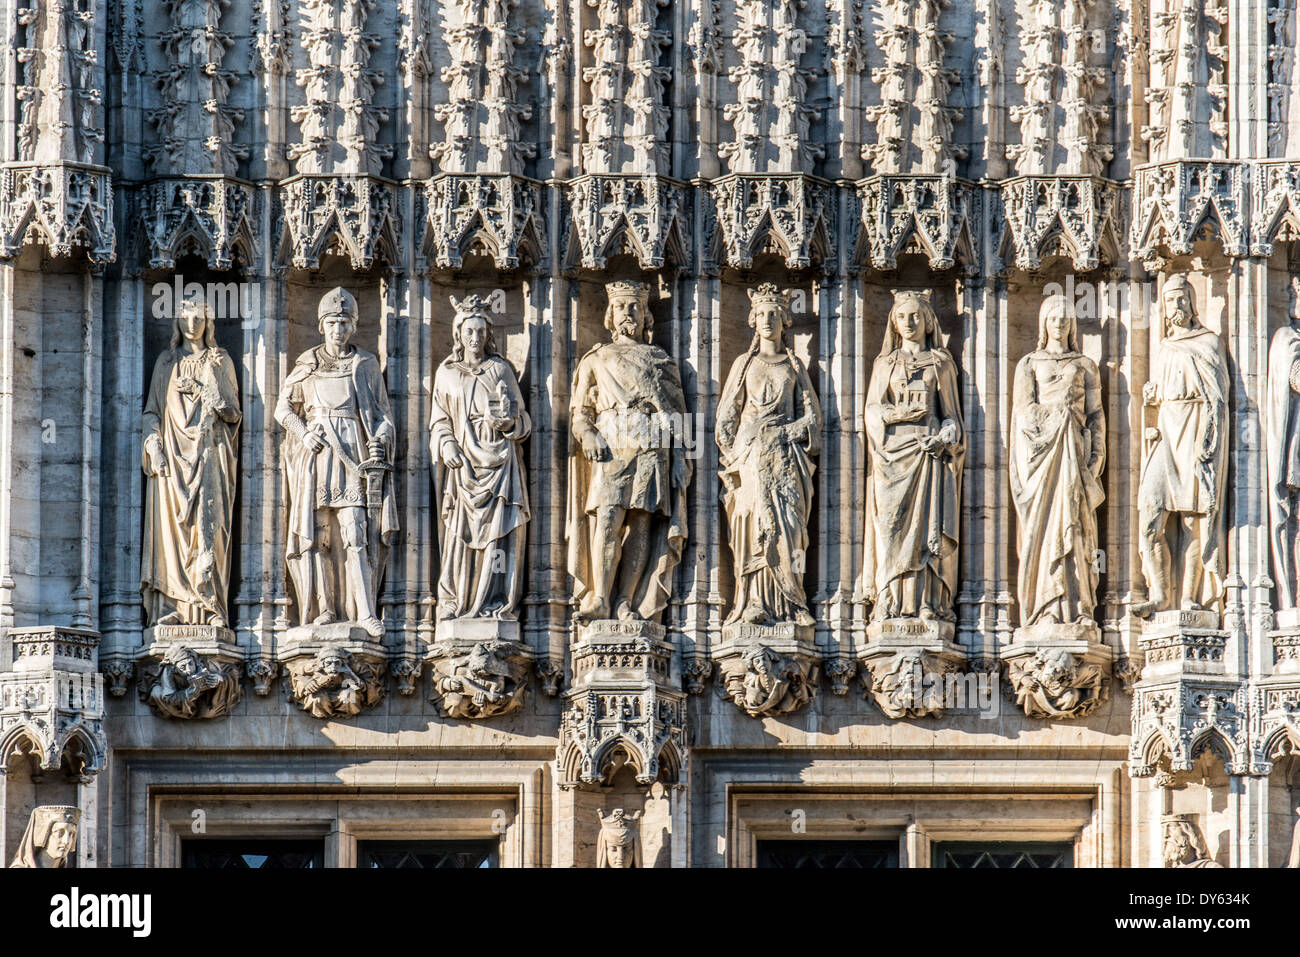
5,248,101,629
562,755,675,869
1267,737,1300,867
1147,749,1232,868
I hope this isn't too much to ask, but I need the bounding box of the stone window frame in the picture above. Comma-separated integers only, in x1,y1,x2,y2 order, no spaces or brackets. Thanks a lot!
729,791,1107,868
154,793,522,867
110,755,550,867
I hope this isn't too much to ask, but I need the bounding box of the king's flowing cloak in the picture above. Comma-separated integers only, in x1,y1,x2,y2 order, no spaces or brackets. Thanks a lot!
566,340,692,621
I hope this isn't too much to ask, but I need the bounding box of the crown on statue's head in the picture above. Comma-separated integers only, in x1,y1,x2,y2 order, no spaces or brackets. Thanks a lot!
35,806,81,825
449,294,494,323
747,282,791,309
606,280,649,303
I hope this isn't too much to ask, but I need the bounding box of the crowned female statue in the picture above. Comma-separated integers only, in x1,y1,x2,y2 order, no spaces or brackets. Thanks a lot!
430,294,531,621
717,283,822,628
860,290,965,623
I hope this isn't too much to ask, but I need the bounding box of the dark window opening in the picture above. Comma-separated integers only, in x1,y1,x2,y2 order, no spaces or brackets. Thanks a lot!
358,840,498,868
756,840,899,868
932,842,1073,868
181,839,324,869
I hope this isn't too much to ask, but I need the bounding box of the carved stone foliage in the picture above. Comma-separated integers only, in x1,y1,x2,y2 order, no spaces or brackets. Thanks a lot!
253,0,292,75
718,645,818,718
427,640,531,719
721,0,823,174
557,621,685,788
136,177,256,270
138,645,243,720
432,0,535,175
15,0,104,165
1004,647,1109,720
708,173,833,271
565,174,688,271
1131,161,1247,264
999,176,1122,272
856,175,977,272
279,176,398,270
422,173,543,271
1007,0,1112,177
582,0,672,176
290,0,390,176
862,0,963,176
1268,0,1293,156
146,0,246,176
0,628,105,778
0,164,115,263
1142,0,1228,163
285,646,387,719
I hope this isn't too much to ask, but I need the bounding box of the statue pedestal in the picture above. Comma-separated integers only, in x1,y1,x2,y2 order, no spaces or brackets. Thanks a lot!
140,623,241,662
426,618,532,720
435,617,521,643
1271,608,1300,674
1001,621,1113,719
859,618,967,719
1138,609,1227,680
558,618,685,788
713,621,819,717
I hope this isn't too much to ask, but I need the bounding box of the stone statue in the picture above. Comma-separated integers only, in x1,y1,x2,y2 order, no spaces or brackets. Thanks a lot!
287,647,385,719
1162,814,1223,868
717,283,822,627
595,808,642,868
860,290,965,622
567,280,692,624
1010,295,1105,627
9,805,80,868
141,295,241,628
430,294,531,621
1133,275,1229,617
1268,275,1300,615
276,287,397,638
141,644,242,719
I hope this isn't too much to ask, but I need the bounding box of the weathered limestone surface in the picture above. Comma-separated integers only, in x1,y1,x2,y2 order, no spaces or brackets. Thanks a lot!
3,0,1300,870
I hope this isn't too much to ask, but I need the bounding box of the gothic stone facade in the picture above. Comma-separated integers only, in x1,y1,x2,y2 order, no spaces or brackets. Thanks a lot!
4,0,1300,869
